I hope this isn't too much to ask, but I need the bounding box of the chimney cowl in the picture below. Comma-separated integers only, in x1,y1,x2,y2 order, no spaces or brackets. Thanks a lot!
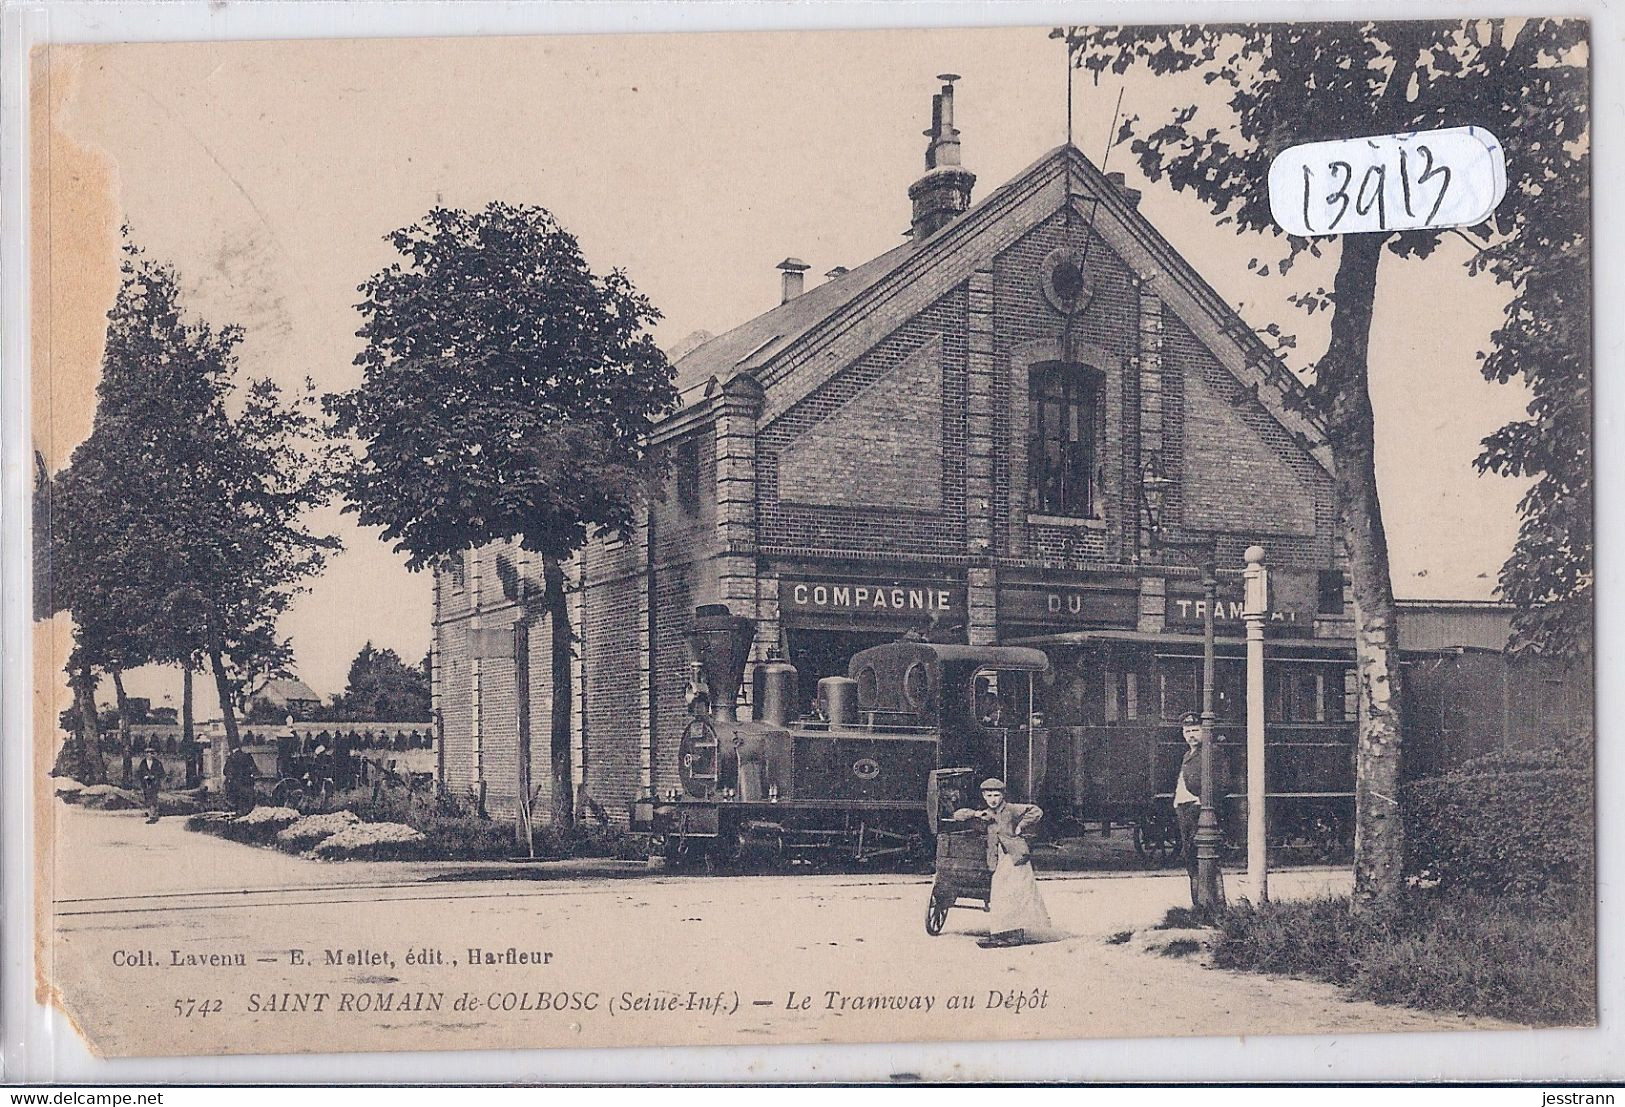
909,74,975,242
776,257,811,304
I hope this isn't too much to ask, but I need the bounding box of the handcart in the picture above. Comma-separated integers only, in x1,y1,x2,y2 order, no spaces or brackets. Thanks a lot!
924,766,991,936
925,820,991,935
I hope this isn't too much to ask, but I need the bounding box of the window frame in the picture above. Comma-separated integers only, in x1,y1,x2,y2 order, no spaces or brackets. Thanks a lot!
1027,361,1105,521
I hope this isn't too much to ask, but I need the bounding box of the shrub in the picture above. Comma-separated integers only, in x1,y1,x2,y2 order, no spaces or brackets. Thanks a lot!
186,811,235,831
313,786,641,861
311,821,426,859
182,782,641,862
50,738,104,784
75,785,142,811
1206,892,1594,1026
1403,736,1593,898
277,811,362,848
217,805,300,844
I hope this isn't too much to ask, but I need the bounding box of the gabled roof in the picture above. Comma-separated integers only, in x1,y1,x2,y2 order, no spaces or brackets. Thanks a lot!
671,241,913,400
249,677,320,704
669,143,1331,473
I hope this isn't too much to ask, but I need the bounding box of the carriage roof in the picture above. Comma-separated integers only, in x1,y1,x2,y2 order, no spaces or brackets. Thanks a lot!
847,641,1050,676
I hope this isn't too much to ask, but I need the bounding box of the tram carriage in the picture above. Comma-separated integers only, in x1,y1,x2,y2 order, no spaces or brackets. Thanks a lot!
1025,633,1357,859
639,604,1363,865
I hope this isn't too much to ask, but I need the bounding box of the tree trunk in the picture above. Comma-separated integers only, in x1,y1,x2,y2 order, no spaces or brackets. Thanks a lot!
208,645,242,751
71,664,108,785
1319,231,1406,910
111,667,134,787
514,619,533,852
181,664,194,746
541,555,575,829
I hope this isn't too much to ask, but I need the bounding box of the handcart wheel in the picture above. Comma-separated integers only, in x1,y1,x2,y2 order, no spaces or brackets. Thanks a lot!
925,895,949,936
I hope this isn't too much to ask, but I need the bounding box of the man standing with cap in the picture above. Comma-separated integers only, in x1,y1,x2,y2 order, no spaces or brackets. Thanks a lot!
223,743,258,815
135,742,165,824
1172,710,1223,909
955,778,1049,948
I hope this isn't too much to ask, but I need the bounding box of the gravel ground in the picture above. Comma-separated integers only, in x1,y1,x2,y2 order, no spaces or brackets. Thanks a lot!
46,804,1511,1058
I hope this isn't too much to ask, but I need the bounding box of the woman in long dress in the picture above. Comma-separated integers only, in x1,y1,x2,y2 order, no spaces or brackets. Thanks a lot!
955,778,1051,948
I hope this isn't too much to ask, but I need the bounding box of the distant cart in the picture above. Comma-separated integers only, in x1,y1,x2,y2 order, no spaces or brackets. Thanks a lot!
267,755,335,808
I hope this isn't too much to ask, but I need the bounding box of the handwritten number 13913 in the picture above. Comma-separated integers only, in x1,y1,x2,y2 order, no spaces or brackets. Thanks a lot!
1304,146,1450,234
1269,128,1501,237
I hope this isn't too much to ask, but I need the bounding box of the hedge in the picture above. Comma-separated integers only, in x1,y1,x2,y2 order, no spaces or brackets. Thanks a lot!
1205,892,1595,1026
1403,738,1593,898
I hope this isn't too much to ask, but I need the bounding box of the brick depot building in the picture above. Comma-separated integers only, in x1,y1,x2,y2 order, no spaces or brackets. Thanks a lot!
431,80,1361,828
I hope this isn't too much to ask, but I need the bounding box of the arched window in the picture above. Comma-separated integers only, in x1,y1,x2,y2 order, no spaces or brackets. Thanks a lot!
1028,363,1103,518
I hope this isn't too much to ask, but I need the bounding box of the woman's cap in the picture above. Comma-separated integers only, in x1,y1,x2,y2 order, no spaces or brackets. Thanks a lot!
1179,711,1201,725
980,778,1006,791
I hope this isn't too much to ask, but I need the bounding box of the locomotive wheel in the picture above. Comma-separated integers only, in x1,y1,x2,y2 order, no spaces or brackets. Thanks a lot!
703,829,742,874
735,834,782,873
925,895,950,936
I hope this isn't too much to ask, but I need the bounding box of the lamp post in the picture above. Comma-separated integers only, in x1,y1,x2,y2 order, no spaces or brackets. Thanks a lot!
1242,545,1270,904
1142,459,1227,913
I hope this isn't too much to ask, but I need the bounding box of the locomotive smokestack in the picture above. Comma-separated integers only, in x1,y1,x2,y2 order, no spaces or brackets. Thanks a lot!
686,604,757,723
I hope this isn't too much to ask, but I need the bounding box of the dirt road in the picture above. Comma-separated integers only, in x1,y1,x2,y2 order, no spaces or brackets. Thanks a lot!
46,805,1505,1057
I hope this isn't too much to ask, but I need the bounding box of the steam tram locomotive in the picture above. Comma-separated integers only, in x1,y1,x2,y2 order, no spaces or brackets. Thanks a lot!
639,605,1358,866
641,605,1050,866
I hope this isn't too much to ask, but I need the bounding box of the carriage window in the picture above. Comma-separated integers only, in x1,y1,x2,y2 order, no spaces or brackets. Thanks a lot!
1103,667,1140,723
971,669,1030,727
1317,570,1347,615
902,661,928,710
1159,659,1243,723
1028,364,1102,518
1160,665,1198,720
855,664,879,709
1265,665,1348,723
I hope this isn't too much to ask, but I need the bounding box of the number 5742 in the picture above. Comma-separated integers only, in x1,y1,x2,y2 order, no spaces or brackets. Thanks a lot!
174,997,224,1018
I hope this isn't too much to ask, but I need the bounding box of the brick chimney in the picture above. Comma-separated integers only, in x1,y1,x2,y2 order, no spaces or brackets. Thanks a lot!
777,257,810,303
908,74,976,242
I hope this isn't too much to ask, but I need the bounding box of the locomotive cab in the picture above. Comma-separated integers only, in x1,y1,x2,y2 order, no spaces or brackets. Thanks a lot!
846,641,1050,804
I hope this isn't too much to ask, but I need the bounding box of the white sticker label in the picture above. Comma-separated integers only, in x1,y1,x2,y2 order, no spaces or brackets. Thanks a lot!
1267,127,1506,236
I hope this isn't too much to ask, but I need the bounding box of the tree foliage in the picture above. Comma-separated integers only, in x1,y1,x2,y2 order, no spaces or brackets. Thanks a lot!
330,202,677,827
39,233,343,761
328,642,432,721
1066,19,1589,903
1068,20,1591,657
330,202,676,569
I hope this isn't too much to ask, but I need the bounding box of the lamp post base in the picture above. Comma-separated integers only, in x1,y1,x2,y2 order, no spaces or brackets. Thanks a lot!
1195,827,1226,913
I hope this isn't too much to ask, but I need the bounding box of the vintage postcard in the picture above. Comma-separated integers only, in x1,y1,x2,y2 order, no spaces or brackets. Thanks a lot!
27,18,1594,1063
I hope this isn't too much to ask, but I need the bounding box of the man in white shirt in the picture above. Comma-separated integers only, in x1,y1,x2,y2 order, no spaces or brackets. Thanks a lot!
1173,711,1205,909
